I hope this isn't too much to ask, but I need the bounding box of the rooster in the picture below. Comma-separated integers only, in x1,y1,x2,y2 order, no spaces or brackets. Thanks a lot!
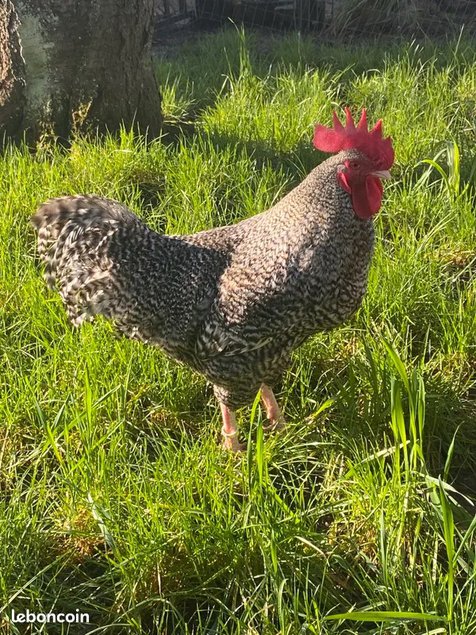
32,109,394,451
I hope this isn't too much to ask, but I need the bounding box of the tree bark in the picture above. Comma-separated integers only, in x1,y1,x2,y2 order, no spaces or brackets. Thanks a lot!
0,0,162,143
0,0,25,137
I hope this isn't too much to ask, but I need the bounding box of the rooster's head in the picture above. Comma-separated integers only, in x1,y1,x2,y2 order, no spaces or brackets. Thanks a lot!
313,108,394,219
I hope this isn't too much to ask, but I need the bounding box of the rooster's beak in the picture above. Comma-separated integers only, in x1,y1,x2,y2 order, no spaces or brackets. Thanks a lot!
371,170,391,180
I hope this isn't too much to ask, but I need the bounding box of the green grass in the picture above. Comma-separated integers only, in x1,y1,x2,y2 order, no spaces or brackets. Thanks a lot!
1,28,476,634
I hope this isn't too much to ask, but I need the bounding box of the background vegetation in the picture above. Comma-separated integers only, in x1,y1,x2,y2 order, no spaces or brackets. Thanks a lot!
0,28,475,634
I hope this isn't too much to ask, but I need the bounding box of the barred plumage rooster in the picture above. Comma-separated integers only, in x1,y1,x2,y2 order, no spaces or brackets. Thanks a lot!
32,109,394,451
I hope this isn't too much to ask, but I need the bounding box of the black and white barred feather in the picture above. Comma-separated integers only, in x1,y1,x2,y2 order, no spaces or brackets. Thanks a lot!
32,149,375,409
33,197,141,325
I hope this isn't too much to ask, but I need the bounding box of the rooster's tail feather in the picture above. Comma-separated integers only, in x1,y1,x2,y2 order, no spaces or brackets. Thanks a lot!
31,196,146,326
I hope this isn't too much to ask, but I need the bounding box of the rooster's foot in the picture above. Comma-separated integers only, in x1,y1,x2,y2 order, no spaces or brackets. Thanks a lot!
221,427,246,452
220,404,245,452
262,416,286,433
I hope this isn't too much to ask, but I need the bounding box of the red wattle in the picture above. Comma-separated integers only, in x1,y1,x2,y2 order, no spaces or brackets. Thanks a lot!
350,176,383,219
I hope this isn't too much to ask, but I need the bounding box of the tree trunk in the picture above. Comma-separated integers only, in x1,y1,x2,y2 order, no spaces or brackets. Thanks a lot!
0,0,162,143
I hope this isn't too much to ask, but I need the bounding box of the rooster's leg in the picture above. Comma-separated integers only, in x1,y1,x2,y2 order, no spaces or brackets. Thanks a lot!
220,403,245,452
260,384,286,432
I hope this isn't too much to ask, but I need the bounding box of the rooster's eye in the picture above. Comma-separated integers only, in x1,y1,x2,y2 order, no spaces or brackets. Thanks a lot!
349,161,359,169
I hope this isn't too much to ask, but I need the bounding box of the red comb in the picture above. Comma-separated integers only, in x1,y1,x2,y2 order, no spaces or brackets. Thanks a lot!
313,108,394,170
